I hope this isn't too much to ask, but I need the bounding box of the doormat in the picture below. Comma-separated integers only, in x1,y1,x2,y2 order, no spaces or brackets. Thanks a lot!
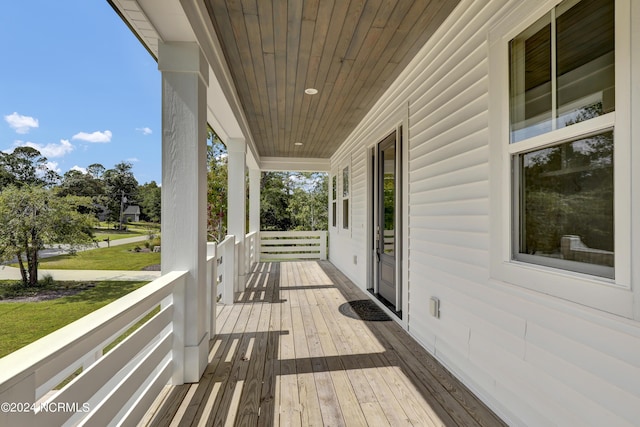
338,299,391,322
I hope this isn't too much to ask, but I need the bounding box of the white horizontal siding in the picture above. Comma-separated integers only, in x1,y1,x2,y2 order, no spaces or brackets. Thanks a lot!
410,228,487,251
329,0,640,425
526,323,640,409
351,149,366,246
330,150,367,283
410,180,489,205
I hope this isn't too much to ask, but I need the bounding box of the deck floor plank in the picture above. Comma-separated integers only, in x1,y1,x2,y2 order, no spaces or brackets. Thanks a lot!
317,266,456,427
144,261,507,427
313,284,420,425
291,304,324,426
235,263,277,425
299,301,345,427
278,262,302,426
199,292,257,425
315,264,440,426
258,263,281,426
309,303,368,426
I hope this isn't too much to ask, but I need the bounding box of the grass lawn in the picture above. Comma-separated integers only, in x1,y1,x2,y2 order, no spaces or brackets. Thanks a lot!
93,230,145,241
95,221,160,234
0,281,148,358
37,242,160,270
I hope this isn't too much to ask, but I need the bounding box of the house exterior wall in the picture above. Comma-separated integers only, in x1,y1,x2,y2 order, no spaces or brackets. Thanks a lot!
329,1,640,425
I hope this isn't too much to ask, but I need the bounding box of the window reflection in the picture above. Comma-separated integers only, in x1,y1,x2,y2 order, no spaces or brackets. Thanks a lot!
519,131,614,267
510,0,614,143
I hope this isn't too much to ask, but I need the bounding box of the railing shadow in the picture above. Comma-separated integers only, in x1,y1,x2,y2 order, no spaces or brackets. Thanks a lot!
314,260,506,427
149,261,504,426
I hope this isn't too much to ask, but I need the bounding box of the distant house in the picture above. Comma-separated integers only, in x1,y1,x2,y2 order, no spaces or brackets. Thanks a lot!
122,205,140,222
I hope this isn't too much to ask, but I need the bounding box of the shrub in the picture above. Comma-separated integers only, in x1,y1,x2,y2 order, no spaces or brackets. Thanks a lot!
149,237,161,250
39,274,55,288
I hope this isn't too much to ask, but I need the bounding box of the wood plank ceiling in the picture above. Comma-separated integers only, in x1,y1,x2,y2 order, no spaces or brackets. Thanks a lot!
205,0,460,158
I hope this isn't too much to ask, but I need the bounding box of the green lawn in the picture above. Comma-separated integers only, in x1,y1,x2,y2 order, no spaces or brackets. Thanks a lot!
37,242,160,270
0,281,148,358
95,221,160,234
93,230,145,241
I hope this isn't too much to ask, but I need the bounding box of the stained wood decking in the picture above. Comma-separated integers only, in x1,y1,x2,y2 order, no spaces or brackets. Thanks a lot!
142,261,506,426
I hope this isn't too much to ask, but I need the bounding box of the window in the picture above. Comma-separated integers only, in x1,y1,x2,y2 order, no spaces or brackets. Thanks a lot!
342,165,349,229
489,0,632,315
510,0,615,278
509,0,615,143
331,174,337,228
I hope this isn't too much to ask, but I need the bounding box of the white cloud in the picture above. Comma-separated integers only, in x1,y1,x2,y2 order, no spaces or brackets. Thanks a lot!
126,157,140,163
13,139,74,158
72,130,112,143
44,161,61,173
136,127,152,135
70,165,87,174
4,112,39,134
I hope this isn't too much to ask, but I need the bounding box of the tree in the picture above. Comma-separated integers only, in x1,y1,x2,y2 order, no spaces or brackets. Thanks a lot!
260,171,328,231
287,173,328,230
58,169,105,198
138,181,161,223
0,185,95,287
205,126,329,237
86,163,106,180
207,131,228,242
260,172,292,231
0,147,59,189
103,162,139,228
57,169,106,217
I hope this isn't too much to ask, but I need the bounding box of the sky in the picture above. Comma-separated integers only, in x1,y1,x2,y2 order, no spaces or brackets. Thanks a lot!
0,1,162,184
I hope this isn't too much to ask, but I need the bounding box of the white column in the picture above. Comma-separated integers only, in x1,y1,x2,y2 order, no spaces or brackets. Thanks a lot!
249,168,260,233
158,41,209,384
248,167,261,267
227,138,246,284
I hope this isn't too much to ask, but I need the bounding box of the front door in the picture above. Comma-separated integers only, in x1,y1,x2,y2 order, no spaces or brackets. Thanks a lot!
375,130,401,312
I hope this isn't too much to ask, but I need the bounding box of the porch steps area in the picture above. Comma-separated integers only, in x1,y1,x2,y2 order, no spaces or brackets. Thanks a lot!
142,261,506,426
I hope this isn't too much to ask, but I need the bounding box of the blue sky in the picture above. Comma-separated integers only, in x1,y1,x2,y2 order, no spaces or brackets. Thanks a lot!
0,1,162,184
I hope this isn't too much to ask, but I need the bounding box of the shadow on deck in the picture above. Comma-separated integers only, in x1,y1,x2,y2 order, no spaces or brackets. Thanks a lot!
142,261,506,426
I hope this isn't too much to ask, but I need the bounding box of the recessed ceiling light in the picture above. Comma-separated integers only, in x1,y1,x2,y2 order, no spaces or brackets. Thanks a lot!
304,88,318,95
294,142,303,146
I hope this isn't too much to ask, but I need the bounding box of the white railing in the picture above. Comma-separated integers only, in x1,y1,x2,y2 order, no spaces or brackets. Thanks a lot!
245,231,259,273
0,271,187,427
214,235,236,305
0,231,262,426
207,232,258,309
260,230,327,261
206,242,218,335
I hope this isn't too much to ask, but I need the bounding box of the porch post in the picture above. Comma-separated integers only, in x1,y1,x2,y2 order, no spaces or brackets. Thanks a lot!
227,138,247,286
158,41,209,383
249,168,260,233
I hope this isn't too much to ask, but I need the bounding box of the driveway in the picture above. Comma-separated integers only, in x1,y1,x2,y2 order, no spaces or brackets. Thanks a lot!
0,235,161,282
0,266,161,282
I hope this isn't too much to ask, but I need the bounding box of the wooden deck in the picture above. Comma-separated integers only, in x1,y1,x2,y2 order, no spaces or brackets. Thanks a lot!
142,261,506,426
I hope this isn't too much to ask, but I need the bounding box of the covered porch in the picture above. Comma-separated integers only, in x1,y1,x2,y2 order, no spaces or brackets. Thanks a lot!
5,0,639,425
143,261,504,426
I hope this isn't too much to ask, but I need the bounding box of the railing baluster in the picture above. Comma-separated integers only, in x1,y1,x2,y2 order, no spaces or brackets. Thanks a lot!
259,230,329,261
0,271,187,426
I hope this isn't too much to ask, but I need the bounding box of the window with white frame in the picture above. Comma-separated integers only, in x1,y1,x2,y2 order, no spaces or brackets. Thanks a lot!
509,0,616,278
331,174,337,228
489,0,633,314
342,165,349,229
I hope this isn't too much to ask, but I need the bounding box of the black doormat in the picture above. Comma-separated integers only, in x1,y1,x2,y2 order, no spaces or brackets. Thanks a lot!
338,299,391,322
